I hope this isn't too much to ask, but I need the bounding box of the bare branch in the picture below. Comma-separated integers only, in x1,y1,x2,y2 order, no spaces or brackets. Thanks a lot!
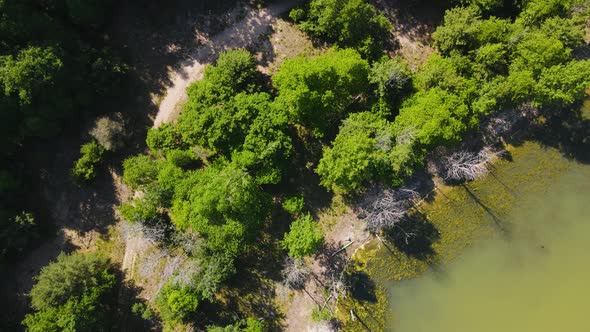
443,147,502,181
282,257,310,290
359,186,421,233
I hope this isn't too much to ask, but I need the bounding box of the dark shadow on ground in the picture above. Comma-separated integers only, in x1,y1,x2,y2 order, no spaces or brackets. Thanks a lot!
383,212,440,260
530,108,590,164
371,0,451,45
205,229,285,330
346,271,378,303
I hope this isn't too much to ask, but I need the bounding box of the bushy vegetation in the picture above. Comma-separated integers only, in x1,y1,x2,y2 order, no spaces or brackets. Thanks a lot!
282,214,324,258
290,0,392,59
72,140,105,182
273,48,370,137
156,283,201,331
0,0,125,261
15,0,590,330
23,252,117,331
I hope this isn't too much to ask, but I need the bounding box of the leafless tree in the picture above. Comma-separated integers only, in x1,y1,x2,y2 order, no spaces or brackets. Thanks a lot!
443,147,501,181
359,186,420,233
89,114,127,151
282,257,310,290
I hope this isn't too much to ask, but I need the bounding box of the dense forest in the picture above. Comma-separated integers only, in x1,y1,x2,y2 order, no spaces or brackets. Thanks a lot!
1,0,589,330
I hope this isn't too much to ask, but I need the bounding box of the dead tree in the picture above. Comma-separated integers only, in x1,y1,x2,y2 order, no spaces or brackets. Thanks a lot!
282,257,310,290
443,147,501,181
359,186,420,233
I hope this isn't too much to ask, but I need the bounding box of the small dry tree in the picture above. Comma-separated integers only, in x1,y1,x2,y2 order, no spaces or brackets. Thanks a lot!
359,186,421,233
282,257,310,290
89,114,126,151
443,147,501,181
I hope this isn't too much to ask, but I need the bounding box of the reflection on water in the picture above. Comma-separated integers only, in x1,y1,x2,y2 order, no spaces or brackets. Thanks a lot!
387,153,590,331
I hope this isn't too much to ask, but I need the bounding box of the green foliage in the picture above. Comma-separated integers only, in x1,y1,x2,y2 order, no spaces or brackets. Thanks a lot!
518,0,576,25
179,92,272,154
231,105,293,184
120,183,168,224
207,318,264,332
0,211,37,259
536,60,590,106
510,31,570,75
131,302,154,321
23,252,116,332
369,57,412,111
197,253,237,300
540,16,586,48
156,283,200,330
166,149,198,169
243,318,265,332
311,306,332,322
0,46,63,105
274,49,370,136
394,89,470,149
292,0,392,59
282,195,305,216
72,140,105,182
458,0,505,12
282,214,324,258
122,155,162,189
432,7,512,55
171,161,271,256
317,112,393,194
414,53,477,98
432,6,482,55
184,49,260,108
146,123,184,153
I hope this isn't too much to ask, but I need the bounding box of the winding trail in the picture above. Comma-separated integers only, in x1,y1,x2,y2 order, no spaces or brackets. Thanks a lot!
153,0,301,127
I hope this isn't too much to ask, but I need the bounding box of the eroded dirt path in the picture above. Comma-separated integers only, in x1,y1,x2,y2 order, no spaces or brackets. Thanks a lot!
153,0,301,127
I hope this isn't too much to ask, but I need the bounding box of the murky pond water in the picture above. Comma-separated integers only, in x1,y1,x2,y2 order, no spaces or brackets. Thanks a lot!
343,98,590,332
387,158,590,331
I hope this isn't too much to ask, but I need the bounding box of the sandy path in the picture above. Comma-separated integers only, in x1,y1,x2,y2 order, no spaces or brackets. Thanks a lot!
153,0,301,127
283,211,371,331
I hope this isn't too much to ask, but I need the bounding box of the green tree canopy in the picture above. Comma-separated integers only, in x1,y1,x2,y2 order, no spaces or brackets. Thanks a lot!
282,213,324,258
156,283,200,330
273,48,370,137
23,252,116,332
291,0,392,59
171,161,271,257
122,155,163,189
178,92,272,154
184,49,261,109
394,88,470,149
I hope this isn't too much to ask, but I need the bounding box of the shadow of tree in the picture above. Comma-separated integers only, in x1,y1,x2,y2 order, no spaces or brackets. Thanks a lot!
371,0,451,45
383,212,440,260
346,271,377,303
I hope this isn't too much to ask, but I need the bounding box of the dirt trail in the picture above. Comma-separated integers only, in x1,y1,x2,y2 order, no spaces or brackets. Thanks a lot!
283,211,371,331
153,0,301,127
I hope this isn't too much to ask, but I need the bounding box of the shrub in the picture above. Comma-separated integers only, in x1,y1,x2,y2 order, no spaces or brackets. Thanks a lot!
282,195,305,216
89,115,126,151
311,307,332,322
156,283,200,330
0,211,37,259
282,214,324,258
72,140,105,182
294,0,392,59
23,252,116,331
273,48,370,137
122,155,162,189
146,123,184,153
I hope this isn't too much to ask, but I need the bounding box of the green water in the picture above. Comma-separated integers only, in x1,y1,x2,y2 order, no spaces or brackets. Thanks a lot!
386,153,590,331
